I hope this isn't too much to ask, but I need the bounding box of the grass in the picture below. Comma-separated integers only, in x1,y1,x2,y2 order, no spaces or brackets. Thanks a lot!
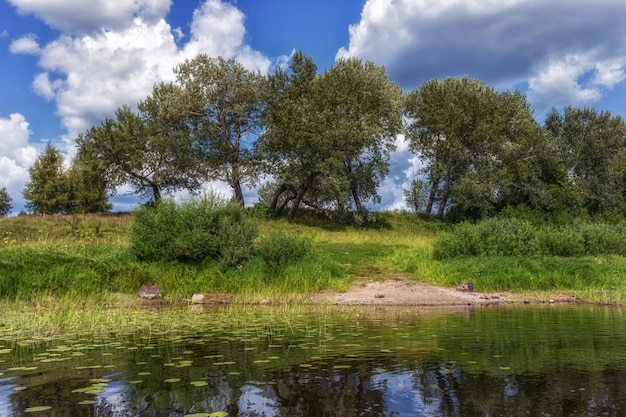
1,211,626,308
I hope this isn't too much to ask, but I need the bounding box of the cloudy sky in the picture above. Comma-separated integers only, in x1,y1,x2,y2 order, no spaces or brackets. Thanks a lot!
1,0,625,214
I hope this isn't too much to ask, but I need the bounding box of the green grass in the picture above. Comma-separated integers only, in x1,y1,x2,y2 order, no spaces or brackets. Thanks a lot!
1,211,626,305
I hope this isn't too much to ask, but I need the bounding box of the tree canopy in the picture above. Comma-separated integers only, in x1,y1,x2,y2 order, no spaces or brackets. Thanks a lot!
23,143,71,215
260,52,403,220
174,55,266,206
35,52,624,223
0,187,12,217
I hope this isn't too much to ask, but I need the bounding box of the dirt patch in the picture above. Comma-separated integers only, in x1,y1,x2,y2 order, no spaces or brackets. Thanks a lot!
309,277,579,306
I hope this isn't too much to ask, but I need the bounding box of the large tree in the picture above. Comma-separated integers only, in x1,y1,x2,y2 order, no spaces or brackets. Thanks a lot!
545,106,626,214
260,53,403,219
174,55,266,206
23,143,71,215
76,82,202,205
0,187,12,217
404,77,547,220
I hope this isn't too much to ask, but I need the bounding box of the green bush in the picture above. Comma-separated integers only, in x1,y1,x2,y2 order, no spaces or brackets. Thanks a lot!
257,232,312,275
130,194,257,266
536,227,585,257
433,217,538,259
579,222,626,256
432,222,480,260
476,217,538,256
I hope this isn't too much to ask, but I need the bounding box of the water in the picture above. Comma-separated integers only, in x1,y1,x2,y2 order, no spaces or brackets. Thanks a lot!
1,305,626,416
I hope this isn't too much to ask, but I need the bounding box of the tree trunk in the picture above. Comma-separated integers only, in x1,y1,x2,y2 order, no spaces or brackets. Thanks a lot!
287,189,305,221
437,175,450,219
269,183,290,211
233,180,244,206
425,180,438,215
152,184,162,205
351,187,363,212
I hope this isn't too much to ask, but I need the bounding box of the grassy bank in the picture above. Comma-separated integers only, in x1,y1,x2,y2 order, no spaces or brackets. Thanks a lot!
1,211,626,305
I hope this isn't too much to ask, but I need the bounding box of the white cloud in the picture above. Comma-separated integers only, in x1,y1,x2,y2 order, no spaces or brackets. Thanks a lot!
0,114,39,213
339,0,626,113
7,0,172,34
9,34,40,54
9,0,271,151
527,54,602,112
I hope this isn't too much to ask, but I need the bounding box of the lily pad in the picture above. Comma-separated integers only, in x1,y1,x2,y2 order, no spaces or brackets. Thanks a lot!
24,406,52,412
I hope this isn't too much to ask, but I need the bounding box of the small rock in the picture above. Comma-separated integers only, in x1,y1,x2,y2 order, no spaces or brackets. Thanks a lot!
191,293,205,304
456,282,474,292
374,294,385,299
138,283,163,299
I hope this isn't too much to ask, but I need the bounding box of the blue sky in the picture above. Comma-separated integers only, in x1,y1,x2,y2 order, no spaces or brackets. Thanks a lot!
1,0,626,214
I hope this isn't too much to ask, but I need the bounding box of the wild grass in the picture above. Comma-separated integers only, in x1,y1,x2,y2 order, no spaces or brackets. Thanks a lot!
1,210,626,308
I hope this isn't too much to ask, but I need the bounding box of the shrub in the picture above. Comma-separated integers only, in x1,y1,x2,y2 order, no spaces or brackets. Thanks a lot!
579,222,626,256
432,222,480,260
130,194,257,266
536,227,585,257
475,217,538,256
433,217,538,259
257,232,312,275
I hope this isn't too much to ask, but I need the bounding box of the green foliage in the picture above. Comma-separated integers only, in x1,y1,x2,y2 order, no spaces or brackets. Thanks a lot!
76,83,202,205
433,218,538,259
175,55,266,205
22,143,72,215
434,217,626,260
257,232,312,275
0,187,12,217
130,195,257,266
261,52,403,219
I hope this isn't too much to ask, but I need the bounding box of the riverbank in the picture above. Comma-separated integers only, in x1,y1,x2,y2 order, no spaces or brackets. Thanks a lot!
2,212,626,306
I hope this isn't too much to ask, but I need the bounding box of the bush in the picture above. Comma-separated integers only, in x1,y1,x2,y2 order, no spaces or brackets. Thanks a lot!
432,222,480,260
257,232,312,275
536,227,585,257
130,194,257,266
579,222,626,256
433,217,538,259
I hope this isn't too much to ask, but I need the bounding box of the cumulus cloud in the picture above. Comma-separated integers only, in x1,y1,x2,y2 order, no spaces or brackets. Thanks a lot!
7,0,172,34
338,0,626,113
0,113,39,213
9,34,40,54
10,0,271,150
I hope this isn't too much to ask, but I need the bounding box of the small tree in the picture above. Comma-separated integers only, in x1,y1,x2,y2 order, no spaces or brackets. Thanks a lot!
0,187,12,217
23,143,71,215
404,178,428,213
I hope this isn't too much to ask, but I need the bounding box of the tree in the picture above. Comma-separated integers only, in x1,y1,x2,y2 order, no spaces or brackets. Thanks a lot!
174,55,266,206
404,178,429,213
68,141,112,213
0,187,12,217
76,83,202,205
260,53,403,220
404,77,545,220
23,143,71,215
545,106,626,215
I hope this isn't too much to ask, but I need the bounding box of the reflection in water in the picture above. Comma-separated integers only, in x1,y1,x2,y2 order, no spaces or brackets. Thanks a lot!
1,305,626,416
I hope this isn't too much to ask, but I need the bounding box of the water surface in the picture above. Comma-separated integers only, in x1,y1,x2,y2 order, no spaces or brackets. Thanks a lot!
1,304,625,416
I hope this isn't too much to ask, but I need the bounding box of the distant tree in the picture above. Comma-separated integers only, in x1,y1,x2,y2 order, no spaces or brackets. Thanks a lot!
0,187,12,217
23,143,71,215
404,178,429,213
76,83,202,205
174,55,266,206
68,141,112,213
261,53,403,219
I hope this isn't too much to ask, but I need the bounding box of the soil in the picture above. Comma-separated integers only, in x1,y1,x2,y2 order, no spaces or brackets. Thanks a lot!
308,274,579,307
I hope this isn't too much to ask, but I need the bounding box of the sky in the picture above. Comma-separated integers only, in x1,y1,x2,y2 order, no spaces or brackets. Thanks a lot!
1,0,626,215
